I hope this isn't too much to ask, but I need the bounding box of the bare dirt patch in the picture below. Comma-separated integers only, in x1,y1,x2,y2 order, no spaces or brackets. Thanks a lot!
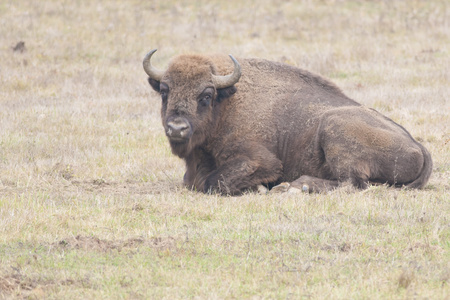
55,235,177,253
0,270,55,299
0,272,36,294
0,269,96,299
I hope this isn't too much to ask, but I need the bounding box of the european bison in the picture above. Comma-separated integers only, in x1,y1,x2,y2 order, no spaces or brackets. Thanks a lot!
143,49,432,194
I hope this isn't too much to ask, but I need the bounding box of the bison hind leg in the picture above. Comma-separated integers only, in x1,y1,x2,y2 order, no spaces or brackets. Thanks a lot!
290,175,340,193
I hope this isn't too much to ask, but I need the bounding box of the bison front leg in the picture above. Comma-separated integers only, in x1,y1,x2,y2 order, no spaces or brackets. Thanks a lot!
204,149,283,195
183,149,216,192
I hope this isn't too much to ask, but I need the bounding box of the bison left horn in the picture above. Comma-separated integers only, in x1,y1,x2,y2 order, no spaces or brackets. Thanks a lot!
213,55,241,89
143,49,165,81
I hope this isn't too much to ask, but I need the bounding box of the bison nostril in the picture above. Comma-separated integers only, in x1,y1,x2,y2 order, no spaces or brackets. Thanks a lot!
167,121,189,132
167,119,190,138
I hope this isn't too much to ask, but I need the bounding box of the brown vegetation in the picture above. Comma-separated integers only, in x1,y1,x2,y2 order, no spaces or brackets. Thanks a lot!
0,0,448,298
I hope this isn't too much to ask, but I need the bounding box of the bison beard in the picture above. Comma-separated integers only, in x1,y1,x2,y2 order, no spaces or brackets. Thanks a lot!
144,49,432,195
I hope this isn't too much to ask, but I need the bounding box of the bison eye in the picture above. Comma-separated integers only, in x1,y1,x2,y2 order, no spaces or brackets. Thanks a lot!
160,90,168,102
198,87,214,107
160,83,169,102
198,95,211,107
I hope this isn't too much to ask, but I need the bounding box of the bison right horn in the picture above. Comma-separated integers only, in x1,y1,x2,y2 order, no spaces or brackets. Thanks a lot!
143,49,165,81
212,55,241,89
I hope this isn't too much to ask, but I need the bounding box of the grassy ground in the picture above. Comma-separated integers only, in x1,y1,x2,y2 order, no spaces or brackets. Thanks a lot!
0,0,448,298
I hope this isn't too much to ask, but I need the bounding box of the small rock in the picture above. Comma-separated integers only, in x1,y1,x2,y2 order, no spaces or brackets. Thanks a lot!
12,41,26,53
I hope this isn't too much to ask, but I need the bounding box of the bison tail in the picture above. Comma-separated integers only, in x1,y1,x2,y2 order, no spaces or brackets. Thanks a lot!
405,143,433,189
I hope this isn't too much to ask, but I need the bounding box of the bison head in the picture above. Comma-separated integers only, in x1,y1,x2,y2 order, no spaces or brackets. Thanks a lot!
144,49,241,158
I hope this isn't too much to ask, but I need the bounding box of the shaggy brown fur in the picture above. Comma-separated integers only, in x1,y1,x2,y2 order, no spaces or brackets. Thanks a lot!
146,52,432,195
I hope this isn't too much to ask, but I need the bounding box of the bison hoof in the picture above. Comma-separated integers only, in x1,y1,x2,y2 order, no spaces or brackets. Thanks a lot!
302,184,309,193
257,184,268,194
270,182,290,193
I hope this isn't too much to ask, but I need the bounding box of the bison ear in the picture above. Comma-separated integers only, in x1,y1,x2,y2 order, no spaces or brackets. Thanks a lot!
148,78,160,92
216,86,237,103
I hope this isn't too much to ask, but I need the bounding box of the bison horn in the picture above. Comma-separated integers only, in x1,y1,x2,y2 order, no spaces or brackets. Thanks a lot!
143,49,165,81
212,55,241,89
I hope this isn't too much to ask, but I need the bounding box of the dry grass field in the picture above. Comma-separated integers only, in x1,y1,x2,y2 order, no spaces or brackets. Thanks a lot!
0,0,449,298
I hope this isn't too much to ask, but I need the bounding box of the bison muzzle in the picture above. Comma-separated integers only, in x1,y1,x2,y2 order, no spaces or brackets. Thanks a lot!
144,49,432,195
